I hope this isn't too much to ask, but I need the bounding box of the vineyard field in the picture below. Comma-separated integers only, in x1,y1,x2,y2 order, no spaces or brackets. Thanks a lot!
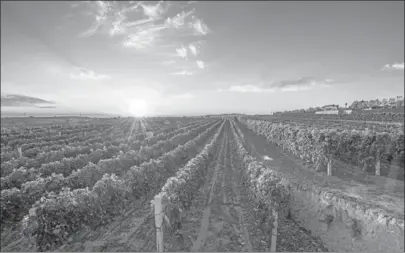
1,116,403,252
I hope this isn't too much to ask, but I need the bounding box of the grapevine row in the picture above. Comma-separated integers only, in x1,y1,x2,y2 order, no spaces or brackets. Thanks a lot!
240,119,404,177
1,119,207,177
1,120,221,227
0,120,134,161
1,119,214,191
21,120,225,251
229,119,290,248
1,119,211,190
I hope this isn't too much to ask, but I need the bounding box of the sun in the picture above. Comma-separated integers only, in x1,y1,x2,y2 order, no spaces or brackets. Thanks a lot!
127,99,149,117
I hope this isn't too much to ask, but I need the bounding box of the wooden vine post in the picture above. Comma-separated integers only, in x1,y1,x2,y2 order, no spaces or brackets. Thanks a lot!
154,195,164,252
17,147,23,158
375,159,381,176
325,132,337,177
270,208,278,252
374,133,388,177
327,155,333,176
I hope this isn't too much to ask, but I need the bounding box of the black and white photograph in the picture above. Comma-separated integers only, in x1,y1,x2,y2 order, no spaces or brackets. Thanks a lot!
1,1,404,252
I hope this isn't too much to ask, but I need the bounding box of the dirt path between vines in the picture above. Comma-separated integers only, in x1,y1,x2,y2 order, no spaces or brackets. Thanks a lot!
235,120,404,220
117,121,261,252
188,124,259,252
190,128,228,251
186,124,328,252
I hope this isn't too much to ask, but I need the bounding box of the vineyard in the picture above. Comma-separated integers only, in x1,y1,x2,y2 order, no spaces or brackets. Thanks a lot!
240,117,404,180
1,116,404,252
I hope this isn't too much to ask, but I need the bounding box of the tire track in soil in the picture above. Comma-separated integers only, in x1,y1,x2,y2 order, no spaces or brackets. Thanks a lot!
190,127,228,252
228,139,254,252
229,125,275,252
203,129,252,252
154,127,227,252
191,123,258,252
218,133,242,251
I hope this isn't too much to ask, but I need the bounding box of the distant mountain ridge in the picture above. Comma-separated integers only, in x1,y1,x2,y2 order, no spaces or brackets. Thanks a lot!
1,93,55,107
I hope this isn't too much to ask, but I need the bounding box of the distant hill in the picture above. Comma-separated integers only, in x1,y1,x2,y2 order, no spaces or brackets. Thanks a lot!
1,93,55,107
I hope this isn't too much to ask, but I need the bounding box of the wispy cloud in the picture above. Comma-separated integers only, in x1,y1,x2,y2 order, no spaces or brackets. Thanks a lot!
76,1,211,76
382,62,404,71
267,77,334,90
141,1,166,19
188,41,202,56
175,41,203,60
70,67,110,80
80,1,115,37
189,44,198,56
165,9,195,29
170,70,193,76
190,17,210,36
176,46,188,59
123,27,162,50
196,60,205,69
228,85,275,93
109,10,127,36
79,2,210,51
220,77,334,93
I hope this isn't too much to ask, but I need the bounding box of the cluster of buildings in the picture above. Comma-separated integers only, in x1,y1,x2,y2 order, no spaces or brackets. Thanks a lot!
273,96,404,116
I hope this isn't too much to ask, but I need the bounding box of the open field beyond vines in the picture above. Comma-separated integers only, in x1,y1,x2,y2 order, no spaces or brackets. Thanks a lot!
1,116,403,252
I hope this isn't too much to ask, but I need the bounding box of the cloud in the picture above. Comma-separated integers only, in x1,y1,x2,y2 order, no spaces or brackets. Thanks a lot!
176,41,203,60
123,29,158,49
125,18,154,28
382,62,404,71
70,67,110,80
80,1,169,42
170,70,193,76
77,1,211,65
196,60,205,69
80,1,116,37
228,85,276,93
189,44,198,56
392,63,404,70
1,93,55,107
265,77,334,90
141,2,165,19
109,10,128,36
190,17,210,36
220,77,334,93
165,9,195,29
176,46,188,59
188,40,203,56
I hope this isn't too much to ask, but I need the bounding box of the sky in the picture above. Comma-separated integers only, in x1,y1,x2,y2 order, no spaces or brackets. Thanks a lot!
1,1,404,116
